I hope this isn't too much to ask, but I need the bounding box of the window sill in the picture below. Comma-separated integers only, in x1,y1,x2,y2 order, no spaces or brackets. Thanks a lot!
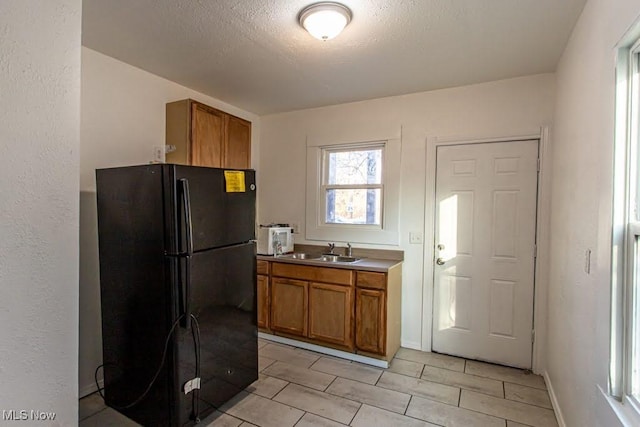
599,385,640,427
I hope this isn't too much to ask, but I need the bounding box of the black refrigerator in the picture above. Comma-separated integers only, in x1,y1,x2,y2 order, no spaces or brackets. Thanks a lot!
96,164,258,426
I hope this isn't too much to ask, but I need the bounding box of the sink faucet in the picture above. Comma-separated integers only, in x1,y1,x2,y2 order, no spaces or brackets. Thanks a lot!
346,243,352,257
327,243,335,254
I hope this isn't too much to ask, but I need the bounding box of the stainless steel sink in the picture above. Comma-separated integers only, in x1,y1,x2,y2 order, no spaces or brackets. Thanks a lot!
286,253,312,259
316,254,361,263
277,252,362,263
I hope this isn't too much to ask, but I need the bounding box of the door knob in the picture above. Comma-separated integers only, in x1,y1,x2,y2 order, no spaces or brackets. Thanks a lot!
436,258,445,265
437,244,445,250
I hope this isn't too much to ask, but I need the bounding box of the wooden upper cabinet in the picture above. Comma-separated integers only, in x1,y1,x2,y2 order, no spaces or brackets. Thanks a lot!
191,102,224,167
224,114,252,169
166,99,251,169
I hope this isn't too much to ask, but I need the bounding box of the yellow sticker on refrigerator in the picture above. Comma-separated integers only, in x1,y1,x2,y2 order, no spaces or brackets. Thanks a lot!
224,170,246,192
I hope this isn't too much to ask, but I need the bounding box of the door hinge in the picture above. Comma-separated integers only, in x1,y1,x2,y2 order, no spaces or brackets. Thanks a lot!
531,330,535,343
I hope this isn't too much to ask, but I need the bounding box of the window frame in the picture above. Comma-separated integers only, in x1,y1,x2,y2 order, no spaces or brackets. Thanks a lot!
628,42,640,406
612,32,640,417
305,136,401,245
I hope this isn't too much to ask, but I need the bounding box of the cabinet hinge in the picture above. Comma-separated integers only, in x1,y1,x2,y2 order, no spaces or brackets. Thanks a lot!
537,158,541,172
533,244,537,259
532,329,535,343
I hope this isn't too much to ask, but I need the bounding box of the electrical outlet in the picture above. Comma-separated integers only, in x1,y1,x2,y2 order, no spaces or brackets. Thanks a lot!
409,232,423,244
152,146,164,163
291,223,300,234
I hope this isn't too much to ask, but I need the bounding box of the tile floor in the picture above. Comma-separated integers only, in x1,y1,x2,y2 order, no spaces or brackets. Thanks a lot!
80,339,558,427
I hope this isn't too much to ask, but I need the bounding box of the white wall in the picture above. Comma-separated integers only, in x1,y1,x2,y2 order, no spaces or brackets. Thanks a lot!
259,74,555,350
547,0,640,425
0,0,81,424
79,47,260,395
80,47,261,191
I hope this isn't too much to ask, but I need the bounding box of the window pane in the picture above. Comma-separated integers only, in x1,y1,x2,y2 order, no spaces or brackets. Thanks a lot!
633,234,640,398
635,53,640,222
325,188,381,225
326,148,382,185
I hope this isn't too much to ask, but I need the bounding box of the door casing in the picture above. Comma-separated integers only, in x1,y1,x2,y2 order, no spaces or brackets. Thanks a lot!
421,128,551,374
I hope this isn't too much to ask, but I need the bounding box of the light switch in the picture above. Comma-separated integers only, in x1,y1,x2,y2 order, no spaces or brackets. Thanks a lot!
585,249,591,274
409,232,423,244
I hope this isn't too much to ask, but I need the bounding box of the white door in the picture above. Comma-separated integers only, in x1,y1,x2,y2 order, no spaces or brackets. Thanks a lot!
432,140,538,368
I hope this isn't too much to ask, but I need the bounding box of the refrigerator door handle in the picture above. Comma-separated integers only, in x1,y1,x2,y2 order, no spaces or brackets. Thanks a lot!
179,178,193,328
180,178,194,256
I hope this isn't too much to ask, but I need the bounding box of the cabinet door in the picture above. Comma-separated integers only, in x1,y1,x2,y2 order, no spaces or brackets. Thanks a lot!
309,282,354,350
224,115,251,169
271,277,308,337
355,288,386,354
257,275,269,330
191,102,224,167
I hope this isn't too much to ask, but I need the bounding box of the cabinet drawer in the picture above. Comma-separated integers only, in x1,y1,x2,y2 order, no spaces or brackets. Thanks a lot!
272,263,353,286
356,271,387,290
257,260,270,275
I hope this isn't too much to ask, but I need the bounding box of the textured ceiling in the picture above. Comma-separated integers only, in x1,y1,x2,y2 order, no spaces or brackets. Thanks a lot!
82,0,586,115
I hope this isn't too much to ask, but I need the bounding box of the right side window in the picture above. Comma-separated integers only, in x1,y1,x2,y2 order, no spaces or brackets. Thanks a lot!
630,46,640,400
612,36,640,412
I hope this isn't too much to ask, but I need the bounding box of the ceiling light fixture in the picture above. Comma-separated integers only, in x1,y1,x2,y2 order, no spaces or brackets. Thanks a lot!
298,2,352,41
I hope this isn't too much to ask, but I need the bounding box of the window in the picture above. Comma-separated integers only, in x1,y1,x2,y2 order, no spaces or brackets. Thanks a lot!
612,30,640,418
322,145,383,226
627,41,640,401
306,136,401,245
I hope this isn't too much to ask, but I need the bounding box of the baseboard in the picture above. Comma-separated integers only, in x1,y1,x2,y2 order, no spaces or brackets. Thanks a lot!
400,340,422,350
544,371,566,427
258,332,389,368
79,379,103,399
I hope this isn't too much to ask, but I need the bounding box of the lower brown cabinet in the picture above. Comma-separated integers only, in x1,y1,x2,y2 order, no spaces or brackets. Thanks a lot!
355,288,385,354
257,274,270,330
257,260,270,330
259,260,401,362
270,277,308,337
309,282,354,350
354,268,401,360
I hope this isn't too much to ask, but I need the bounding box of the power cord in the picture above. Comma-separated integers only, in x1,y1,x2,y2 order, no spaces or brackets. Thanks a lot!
94,313,202,421
189,314,201,422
